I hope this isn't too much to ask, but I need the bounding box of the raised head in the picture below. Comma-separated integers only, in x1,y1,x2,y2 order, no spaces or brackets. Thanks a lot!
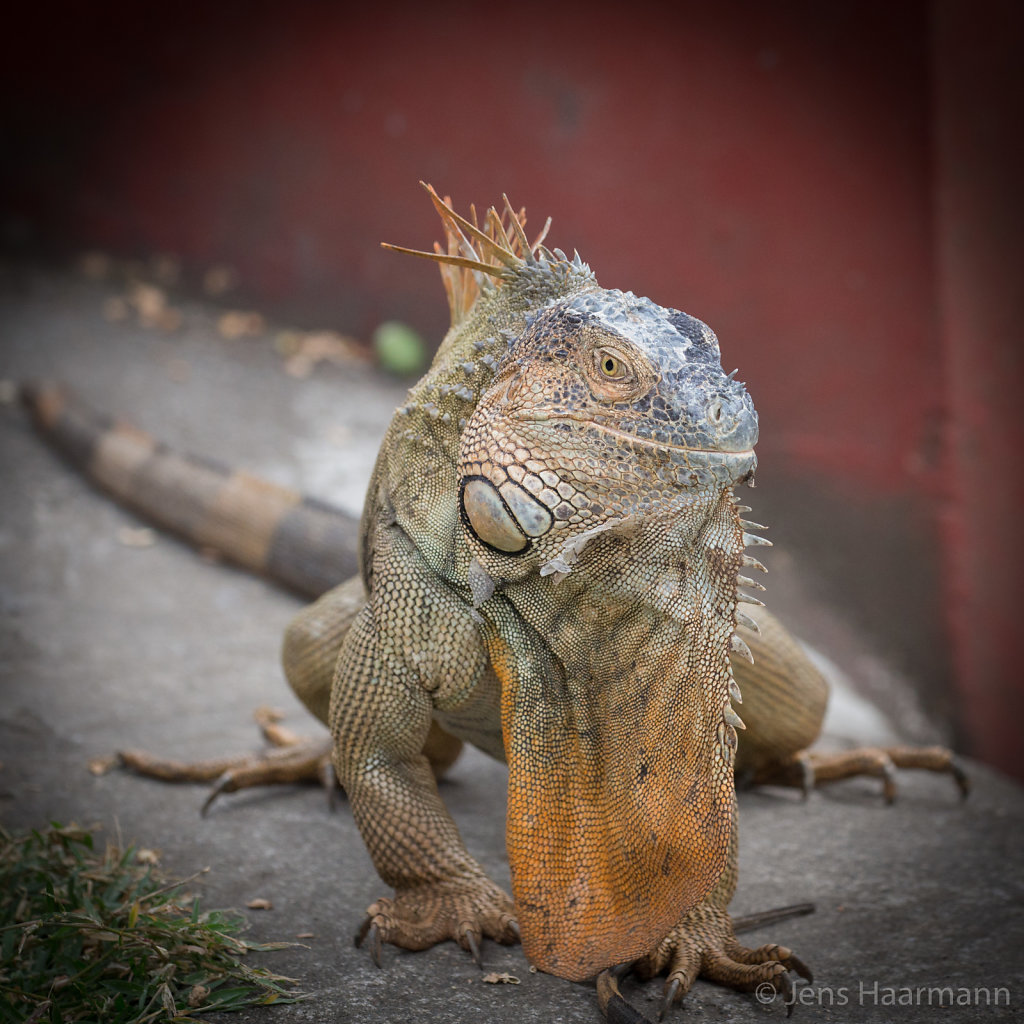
458,288,758,563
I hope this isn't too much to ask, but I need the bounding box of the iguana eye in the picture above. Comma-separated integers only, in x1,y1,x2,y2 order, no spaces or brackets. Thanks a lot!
597,350,629,380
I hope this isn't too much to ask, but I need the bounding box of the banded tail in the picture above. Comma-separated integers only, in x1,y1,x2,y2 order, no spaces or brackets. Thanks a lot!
21,382,359,599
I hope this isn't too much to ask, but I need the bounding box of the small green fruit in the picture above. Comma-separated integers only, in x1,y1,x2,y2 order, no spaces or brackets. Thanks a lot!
373,320,427,376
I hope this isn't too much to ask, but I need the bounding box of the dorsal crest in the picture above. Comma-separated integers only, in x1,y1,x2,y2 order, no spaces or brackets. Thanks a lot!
383,183,585,327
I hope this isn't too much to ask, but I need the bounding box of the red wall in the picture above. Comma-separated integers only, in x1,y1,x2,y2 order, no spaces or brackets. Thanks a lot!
3,2,941,489
3,1,1021,777
932,2,1024,782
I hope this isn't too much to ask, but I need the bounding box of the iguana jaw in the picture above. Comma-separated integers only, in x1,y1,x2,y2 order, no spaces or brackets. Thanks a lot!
517,411,757,489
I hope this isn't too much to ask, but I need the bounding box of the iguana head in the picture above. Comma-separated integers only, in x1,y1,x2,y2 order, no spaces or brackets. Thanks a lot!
458,290,757,559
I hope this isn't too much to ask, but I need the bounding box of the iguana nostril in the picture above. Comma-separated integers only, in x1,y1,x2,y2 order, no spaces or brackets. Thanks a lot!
705,390,759,451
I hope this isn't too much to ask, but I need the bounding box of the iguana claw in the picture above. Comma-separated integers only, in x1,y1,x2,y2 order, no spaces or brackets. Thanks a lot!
658,977,681,1020
460,926,483,967
201,772,235,817
787,952,813,984
950,757,971,799
596,964,652,1024
354,918,384,968
370,923,383,968
777,972,795,1016
318,759,338,811
774,961,814,1016
118,722,336,815
796,754,815,801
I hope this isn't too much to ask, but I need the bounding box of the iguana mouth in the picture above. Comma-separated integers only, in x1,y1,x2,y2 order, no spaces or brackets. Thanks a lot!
515,412,756,459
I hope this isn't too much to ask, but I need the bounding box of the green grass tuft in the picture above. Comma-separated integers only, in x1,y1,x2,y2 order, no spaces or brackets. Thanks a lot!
0,823,305,1023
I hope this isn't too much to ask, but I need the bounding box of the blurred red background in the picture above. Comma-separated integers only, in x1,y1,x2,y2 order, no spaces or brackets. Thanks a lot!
2,1,1020,777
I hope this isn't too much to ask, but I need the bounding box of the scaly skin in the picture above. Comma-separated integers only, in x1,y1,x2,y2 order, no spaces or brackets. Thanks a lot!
20,186,969,1019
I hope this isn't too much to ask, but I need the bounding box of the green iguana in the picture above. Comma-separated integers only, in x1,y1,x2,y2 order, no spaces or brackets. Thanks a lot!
22,185,966,1020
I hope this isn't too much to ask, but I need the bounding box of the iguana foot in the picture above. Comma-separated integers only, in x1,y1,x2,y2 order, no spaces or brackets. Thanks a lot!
355,875,519,967
633,904,811,1018
748,745,969,803
118,706,335,813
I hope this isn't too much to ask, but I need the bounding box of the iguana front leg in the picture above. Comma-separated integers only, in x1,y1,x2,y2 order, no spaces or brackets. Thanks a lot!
329,531,517,963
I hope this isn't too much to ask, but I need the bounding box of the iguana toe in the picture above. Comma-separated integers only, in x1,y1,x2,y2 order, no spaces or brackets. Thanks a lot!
196,740,334,815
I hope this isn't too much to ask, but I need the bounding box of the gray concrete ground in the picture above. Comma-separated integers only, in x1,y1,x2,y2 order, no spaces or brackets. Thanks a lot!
1,265,1022,1023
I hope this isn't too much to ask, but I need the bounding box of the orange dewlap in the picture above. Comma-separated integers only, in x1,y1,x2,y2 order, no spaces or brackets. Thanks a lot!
492,629,734,981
